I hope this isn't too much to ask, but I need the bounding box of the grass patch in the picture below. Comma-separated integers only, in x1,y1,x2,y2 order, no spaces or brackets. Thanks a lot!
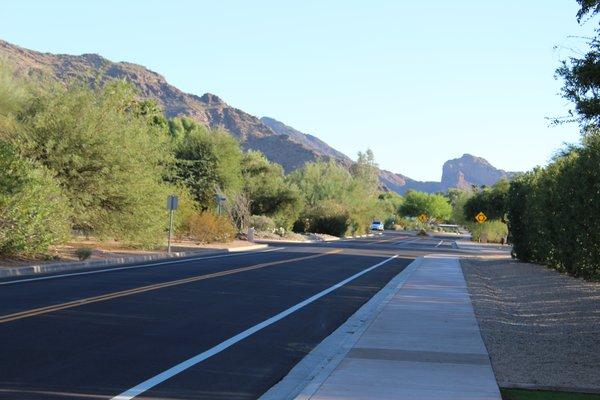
501,388,600,400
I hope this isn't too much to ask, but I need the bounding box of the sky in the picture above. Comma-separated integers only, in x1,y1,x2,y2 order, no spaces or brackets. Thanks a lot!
0,0,596,181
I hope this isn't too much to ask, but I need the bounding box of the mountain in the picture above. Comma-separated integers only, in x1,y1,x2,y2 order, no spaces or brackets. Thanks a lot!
0,39,344,172
0,39,516,193
260,117,353,165
380,154,517,194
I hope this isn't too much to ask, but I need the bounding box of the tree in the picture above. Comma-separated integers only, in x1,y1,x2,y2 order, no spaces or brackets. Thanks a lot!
555,1,600,127
350,149,379,196
241,151,303,229
9,80,173,245
0,140,70,255
463,179,509,222
170,117,243,208
576,0,600,22
447,188,472,225
399,191,452,222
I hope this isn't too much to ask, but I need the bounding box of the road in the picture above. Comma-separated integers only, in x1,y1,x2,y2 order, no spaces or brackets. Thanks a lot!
0,231,476,400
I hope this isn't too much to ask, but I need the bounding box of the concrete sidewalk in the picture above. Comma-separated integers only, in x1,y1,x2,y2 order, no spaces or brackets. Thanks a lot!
268,255,501,400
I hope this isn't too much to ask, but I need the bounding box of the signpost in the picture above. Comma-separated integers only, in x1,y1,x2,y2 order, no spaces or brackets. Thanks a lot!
215,194,227,215
167,195,179,253
418,214,428,223
475,212,487,223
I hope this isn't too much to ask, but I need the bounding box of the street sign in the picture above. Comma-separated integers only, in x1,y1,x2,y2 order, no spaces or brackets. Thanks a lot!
418,214,428,223
167,195,179,211
475,212,487,223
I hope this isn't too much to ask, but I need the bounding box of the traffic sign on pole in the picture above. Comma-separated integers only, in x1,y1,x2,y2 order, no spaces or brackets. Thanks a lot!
475,212,487,223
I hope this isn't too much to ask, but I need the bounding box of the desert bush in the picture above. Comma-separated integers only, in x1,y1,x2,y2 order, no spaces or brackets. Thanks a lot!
0,141,70,256
249,215,276,232
384,217,396,230
6,80,174,246
184,212,236,243
395,217,426,231
294,203,350,237
467,220,508,243
75,247,93,261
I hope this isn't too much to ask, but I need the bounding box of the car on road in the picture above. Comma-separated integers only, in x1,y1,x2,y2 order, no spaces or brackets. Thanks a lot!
370,220,384,231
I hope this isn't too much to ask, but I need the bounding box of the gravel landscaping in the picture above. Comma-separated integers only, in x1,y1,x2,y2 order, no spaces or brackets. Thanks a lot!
461,257,600,393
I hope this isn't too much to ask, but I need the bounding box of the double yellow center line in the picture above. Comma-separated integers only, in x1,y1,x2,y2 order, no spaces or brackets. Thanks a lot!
0,249,342,324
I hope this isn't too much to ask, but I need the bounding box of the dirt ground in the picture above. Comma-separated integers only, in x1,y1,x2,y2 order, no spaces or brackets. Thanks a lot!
461,257,600,392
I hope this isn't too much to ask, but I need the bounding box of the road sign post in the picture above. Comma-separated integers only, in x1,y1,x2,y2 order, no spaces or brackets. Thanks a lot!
418,214,428,223
167,195,179,253
215,194,227,215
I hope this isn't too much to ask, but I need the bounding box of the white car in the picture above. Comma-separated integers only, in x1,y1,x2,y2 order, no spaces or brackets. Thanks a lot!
370,220,384,231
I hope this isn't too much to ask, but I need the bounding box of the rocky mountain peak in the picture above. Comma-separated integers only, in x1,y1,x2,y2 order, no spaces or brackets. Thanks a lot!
199,93,225,105
441,153,512,189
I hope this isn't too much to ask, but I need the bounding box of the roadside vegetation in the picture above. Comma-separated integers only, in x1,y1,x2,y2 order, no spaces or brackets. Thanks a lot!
0,67,426,257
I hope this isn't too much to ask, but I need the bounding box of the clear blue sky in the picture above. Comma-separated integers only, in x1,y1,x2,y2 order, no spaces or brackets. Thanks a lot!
1,1,595,180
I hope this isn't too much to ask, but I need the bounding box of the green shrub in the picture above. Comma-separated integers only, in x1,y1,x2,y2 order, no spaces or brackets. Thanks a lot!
249,215,276,232
75,247,93,261
0,141,70,256
384,217,396,230
507,132,600,280
294,203,350,237
396,217,426,231
468,220,508,243
8,81,175,247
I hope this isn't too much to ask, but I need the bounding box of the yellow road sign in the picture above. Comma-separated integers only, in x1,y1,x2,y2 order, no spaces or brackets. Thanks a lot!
475,212,487,223
418,214,428,223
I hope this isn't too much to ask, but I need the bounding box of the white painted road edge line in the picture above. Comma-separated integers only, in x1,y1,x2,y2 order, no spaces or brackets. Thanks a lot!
0,247,284,286
259,256,422,400
111,254,400,400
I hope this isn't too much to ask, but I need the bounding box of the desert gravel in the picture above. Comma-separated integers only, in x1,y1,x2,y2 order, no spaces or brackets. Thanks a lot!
461,257,600,392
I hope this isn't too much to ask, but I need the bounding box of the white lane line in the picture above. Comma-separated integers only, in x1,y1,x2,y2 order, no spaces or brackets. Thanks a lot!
0,248,283,286
435,240,443,248
111,254,400,400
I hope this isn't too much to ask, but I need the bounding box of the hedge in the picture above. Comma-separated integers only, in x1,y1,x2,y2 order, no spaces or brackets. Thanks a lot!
507,131,600,280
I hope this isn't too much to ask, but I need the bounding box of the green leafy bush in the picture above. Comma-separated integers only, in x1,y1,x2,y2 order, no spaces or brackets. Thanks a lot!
249,215,276,232
384,217,396,230
294,202,350,237
75,247,93,261
507,130,600,280
467,220,508,244
399,191,452,221
0,141,70,256
8,81,174,246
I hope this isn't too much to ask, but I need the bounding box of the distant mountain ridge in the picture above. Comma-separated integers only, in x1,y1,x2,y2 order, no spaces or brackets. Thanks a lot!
380,154,517,194
0,39,335,172
0,39,516,193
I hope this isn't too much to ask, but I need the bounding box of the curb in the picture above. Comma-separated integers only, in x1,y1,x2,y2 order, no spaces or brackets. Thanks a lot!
259,256,423,400
0,244,269,279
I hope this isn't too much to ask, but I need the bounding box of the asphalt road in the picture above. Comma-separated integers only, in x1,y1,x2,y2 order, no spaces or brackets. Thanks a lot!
0,231,471,400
